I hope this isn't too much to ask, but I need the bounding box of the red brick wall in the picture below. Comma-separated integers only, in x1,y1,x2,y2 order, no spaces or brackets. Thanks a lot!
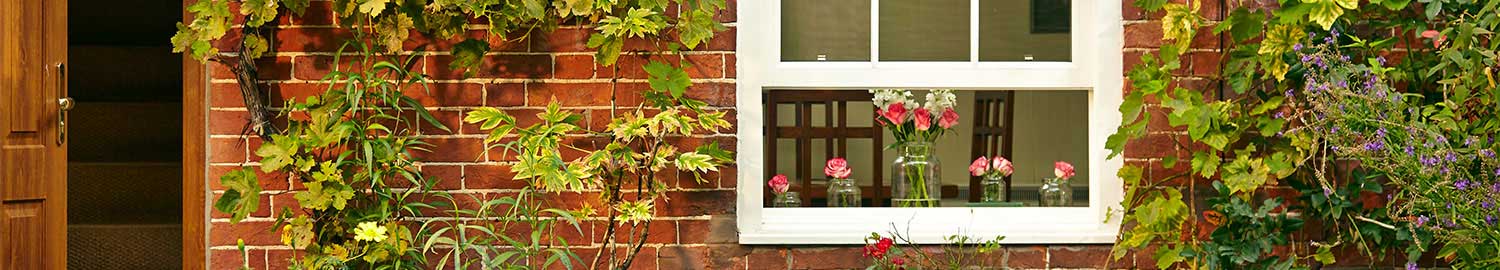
197,1,1351,269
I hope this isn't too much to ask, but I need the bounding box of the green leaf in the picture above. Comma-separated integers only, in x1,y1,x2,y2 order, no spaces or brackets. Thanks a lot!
644,61,691,98
1222,155,1270,195
678,9,725,49
243,33,269,60
449,39,490,78
1133,0,1168,11
294,181,356,211
1307,0,1347,30
282,0,309,16
359,0,390,15
1155,246,1186,269
587,34,624,66
1314,245,1337,265
695,142,734,163
241,0,280,27
1223,8,1263,42
1192,151,1220,178
674,152,717,172
256,135,299,172
213,168,261,223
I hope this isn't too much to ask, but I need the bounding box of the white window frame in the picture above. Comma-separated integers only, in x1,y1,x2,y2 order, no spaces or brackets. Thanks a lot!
734,0,1125,244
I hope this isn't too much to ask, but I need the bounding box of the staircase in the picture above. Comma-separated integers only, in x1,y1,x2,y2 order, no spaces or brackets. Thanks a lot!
65,45,184,269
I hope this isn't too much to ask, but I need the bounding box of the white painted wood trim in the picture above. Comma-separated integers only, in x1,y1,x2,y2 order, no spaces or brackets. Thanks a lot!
735,0,1125,244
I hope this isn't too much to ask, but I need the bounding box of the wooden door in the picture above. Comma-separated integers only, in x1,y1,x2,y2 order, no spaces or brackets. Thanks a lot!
1,0,69,267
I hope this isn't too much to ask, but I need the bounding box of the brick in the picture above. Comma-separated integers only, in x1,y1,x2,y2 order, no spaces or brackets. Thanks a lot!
598,220,677,244
1006,245,1047,269
289,1,336,25
210,248,265,270
1123,133,1178,159
485,82,527,107
209,221,279,246
554,54,596,79
657,246,710,270
405,83,485,107
725,54,737,78
210,56,294,81
421,164,465,190
410,137,485,162
530,28,593,52
1124,21,1164,48
463,164,527,189
208,110,252,136
426,54,552,80
1048,245,1113,268
422,109,463,136
209,137,248,163
787,247,865,269
660,190,736,216
526,82,643,107
273,28,353,52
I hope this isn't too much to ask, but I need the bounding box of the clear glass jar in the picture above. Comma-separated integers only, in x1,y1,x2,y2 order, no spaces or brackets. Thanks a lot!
772,191,803,207
826,178,862,207
1039,177,1073,207
980,174,1007,203
892,142,941,207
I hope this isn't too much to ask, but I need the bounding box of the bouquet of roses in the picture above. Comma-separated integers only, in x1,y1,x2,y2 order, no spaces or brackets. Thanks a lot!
968,156,1014,179
871,89,961,144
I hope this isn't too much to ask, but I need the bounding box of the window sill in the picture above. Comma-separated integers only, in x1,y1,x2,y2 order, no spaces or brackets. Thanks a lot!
737,206,1120,245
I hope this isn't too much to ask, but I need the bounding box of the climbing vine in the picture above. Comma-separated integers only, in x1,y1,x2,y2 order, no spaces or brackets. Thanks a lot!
181,0,731,269
1109,0,1500,268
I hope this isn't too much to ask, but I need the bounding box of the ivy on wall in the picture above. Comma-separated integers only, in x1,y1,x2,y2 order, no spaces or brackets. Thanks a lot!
175,0,732,269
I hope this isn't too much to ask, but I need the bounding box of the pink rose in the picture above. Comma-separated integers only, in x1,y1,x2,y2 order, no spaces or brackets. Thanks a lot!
824,158,852,179
874,110,888,127
769,174,789,194
938,108,960,129
992,157,1013,176
881,103,908,124
969,157,988,176
913,108,932,131
1054,161,1075,179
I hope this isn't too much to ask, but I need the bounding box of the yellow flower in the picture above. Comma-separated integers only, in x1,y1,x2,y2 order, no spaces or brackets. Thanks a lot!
353,221,388,243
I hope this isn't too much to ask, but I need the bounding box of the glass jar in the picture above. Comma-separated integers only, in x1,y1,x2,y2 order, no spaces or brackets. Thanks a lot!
1039,177,1073,207
826,178,862,207
772,191,803,207
892,142,941,207
980,174,1007,203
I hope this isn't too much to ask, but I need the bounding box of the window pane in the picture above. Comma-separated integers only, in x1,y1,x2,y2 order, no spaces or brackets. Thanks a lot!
979,0,1072,61
765,90,1090,207
781,0,872,61
879,0,970,61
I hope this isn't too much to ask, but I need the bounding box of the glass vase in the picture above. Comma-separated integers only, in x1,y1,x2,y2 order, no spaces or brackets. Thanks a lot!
772,191,803,207
980,174,1007,203
826,178,862,207
1038,177,1073,207
892,142,941,207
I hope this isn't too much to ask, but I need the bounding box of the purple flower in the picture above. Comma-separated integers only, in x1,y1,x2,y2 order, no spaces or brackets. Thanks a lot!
1491,182,1500,193
1323,187,1333,196
1405,145,1416,156
1364,141,1384,151
1294,43,1304,51
1466,137,1476,146
1337,80,1348,88
1340,55,1351,62
1377,128,1388,138
1487,215,1496,225
1324,36,1335,45
1417,215,1429,226
1483,200,1494,209
1447,152,1459,162
1494,167,1500,176
1455,179,1471,190
1284,88,1295,98
1407,262,1419,270
1480,149,1495,158
1331,126,1341,134
1421,156,1438,166
1377,56,1388,65
1275,111,1287,119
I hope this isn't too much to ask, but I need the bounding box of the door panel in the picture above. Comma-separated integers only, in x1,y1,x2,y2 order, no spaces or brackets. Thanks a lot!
2,0,68,267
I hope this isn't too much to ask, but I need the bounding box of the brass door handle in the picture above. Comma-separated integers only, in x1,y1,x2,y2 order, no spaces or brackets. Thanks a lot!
56,63,70,145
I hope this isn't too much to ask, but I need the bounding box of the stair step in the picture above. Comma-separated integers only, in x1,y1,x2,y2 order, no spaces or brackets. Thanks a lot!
68,0,179,46
68,45,181,102
67,224,182,270
68,163,182,224
69,102,182,162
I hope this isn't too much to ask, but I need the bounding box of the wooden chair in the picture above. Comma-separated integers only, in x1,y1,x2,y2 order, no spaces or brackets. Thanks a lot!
764,90,887,206
968,91,1016,202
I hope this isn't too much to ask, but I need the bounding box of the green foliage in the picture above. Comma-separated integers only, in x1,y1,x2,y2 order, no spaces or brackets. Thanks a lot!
1111,0,1500,268
214,168,262,223
863,228,1005,270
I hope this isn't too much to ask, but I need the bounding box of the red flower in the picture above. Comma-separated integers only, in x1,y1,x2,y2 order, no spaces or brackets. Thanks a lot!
969,157,989,177
768,174,789,194
1053,161,1075,179
892,257,906,267
913,108,932,131
824,158,852,179
864,237,895,258
881,103,908,124
1422,30,1447,48
938,108,960,129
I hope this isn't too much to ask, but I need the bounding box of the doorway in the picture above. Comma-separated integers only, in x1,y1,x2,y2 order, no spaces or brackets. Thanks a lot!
66,0,185,268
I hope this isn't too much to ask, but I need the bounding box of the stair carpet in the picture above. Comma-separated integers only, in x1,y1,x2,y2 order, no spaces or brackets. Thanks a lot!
67,101,182,269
